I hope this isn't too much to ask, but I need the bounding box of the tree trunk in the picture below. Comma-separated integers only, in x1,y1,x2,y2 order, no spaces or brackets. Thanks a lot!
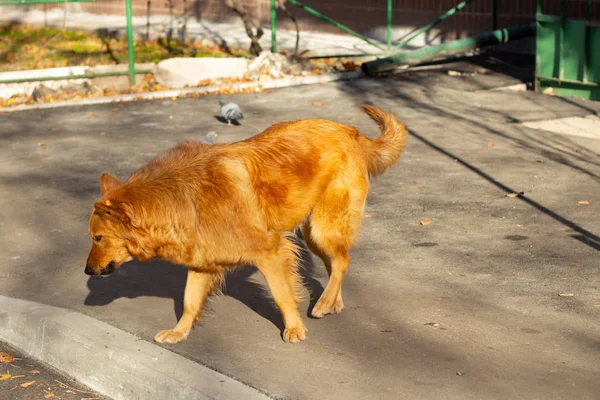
225,0,264,56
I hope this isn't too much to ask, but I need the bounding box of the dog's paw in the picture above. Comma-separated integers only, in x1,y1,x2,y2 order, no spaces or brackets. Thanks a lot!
283,325,307,343
154,329,188,344
311,298,344,318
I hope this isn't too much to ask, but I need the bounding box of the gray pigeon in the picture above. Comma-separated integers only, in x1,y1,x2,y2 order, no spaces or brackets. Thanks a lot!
202,131,218,145
218,99,243,126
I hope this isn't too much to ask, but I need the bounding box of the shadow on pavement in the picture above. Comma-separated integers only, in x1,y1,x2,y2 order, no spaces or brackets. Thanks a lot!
84,231,326,335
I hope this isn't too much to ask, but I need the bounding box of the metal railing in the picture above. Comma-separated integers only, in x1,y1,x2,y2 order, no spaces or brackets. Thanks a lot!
269,0,500,59
0,0,151,85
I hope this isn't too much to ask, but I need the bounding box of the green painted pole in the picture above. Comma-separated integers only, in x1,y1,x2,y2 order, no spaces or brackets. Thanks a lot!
125,0,136,86
363,23,536,75
492,0,497,30
387,0,392,50
395,0,472,49
287,0,385,50
271,0,277,53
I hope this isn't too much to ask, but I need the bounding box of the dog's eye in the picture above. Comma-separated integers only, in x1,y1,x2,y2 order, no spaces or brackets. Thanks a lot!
94,235,103,242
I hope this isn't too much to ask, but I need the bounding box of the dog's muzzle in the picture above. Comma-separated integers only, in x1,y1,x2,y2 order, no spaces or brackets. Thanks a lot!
85,261,116,276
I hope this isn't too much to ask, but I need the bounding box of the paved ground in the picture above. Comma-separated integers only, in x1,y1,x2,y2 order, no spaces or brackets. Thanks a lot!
0,342,107,400
1,54,599,399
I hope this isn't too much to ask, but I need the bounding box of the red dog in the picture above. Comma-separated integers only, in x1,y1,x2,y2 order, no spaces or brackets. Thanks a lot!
85,105,408,343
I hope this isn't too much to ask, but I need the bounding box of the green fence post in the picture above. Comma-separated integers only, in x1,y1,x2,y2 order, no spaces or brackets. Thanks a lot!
125,0,136,86
364,23,536,74
271,0,277,53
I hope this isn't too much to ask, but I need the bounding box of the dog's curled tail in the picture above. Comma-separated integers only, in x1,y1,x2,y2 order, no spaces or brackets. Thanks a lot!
359,105,408,177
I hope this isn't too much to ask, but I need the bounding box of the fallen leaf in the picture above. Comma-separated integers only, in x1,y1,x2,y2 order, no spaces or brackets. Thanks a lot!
0,371,11,380
558,293,574,297
11,375,25,379
578,200,589,205
20,380,36,388
27,370,40,374
342,61,358,72
487,142,495,147
44,393,55,398
37,142,48,147
568,263,579,267
0,352,15,363
312,101,324,106
505,193,518,198
104,200,112,206
420,219,431,226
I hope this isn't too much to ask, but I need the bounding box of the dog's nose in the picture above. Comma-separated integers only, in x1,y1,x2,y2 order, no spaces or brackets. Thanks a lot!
101,261,116,275
84,264,94,275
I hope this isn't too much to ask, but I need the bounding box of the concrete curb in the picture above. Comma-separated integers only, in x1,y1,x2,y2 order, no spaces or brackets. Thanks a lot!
0,295,271,400
1,70,364,113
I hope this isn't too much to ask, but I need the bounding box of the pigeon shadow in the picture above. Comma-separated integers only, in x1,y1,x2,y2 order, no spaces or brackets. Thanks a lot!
83,231,325,333
214,115,241,125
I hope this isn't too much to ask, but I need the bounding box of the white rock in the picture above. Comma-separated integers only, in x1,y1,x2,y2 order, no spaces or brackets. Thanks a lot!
154,58,248,89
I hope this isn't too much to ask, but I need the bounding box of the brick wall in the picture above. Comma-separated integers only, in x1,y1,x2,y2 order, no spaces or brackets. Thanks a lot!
16,0,600,41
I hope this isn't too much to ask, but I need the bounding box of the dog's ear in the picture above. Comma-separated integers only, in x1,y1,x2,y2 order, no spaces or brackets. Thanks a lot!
93,200,131,225
99,172,121,195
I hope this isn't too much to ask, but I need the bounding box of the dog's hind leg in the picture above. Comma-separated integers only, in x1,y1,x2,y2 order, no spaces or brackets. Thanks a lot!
304,176,368,318
252,234,307,343
154,269,222,344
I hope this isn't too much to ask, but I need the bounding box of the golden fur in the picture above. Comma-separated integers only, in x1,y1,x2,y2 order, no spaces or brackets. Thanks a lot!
85,105,408,343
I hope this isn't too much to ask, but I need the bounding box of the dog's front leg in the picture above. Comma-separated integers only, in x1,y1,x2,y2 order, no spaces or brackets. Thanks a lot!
154,269,220,344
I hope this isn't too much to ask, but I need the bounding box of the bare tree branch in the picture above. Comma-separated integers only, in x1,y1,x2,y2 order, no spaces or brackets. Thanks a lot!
225,0,264,56
277,0,299,57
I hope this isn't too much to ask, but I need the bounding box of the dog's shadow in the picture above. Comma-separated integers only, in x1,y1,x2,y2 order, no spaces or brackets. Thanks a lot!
84,233,325,333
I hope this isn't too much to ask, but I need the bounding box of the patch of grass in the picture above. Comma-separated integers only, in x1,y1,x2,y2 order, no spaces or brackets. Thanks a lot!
0,23,250,72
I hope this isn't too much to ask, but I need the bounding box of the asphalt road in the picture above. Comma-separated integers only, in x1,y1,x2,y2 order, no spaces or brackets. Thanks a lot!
1,56,599,399
0,342,108,400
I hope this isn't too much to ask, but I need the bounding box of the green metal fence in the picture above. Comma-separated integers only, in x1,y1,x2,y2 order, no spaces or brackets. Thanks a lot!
535,0,600,100
270,0,499,59
0,0,150,85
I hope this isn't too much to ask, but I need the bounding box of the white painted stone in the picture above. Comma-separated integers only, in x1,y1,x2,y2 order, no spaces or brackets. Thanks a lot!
154,57,248,89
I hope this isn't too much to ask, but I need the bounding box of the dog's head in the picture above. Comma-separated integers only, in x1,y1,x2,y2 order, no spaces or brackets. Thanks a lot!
85,172,135,276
